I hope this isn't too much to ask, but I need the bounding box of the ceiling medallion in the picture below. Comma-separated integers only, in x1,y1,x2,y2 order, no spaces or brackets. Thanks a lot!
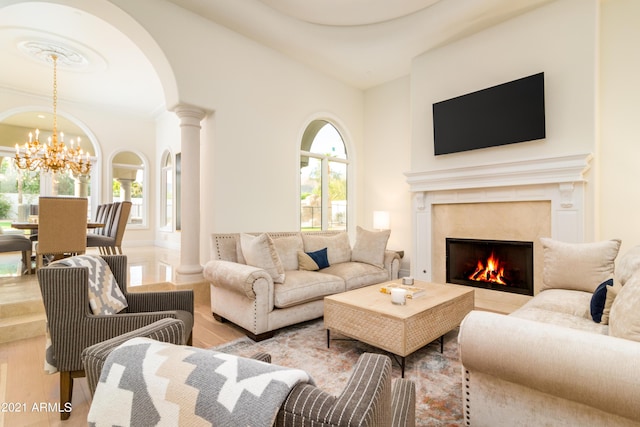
17,40,89,69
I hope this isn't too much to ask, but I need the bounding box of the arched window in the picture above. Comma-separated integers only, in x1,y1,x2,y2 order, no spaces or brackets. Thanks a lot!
300,120,349,231
160,150,173,230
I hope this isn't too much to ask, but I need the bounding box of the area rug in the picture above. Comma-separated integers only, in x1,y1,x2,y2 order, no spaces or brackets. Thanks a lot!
212,319,463,426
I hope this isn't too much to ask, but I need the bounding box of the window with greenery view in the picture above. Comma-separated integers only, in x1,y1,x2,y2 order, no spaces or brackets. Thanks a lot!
300,120,348,231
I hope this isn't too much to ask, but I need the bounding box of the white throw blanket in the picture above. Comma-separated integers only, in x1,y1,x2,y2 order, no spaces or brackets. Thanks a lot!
88,337,313,427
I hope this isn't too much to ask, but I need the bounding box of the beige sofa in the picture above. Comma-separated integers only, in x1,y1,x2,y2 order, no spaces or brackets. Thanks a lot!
459,239,640,426
203,229,400,340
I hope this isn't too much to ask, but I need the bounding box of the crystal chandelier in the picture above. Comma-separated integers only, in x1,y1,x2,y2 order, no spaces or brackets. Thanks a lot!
14,54,91,175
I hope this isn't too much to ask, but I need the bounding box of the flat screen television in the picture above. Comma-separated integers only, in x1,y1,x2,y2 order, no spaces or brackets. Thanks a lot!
432,72,545,156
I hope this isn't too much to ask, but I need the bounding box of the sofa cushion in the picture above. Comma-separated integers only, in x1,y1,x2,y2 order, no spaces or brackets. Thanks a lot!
513,289,593,319
614,244,640,286
273,270,344,308
540,238,620,293
510,306,608,335
298,248,330,271
609,271,640,342
321,261,389,291
351,226,390,268
240,233,285,283
302,232,351,265
590,279,613,323
272,234,304,271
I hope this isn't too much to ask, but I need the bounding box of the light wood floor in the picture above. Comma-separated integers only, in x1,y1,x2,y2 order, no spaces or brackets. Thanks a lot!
0,246,246,427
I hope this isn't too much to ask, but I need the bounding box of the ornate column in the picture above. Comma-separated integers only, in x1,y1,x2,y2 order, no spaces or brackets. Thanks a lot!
174,105,206,277
75,174,90,198
117,178,134,201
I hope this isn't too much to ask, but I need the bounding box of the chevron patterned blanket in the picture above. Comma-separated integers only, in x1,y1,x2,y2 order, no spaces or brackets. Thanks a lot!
88,337,314,426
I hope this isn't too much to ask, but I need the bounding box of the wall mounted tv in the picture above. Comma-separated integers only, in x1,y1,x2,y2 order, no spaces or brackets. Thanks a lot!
432,72,545,156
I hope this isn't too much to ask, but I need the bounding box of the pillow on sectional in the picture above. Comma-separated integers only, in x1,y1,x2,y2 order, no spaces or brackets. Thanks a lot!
302,232,351,265
601,280,622,325
609,270,640,342
351,226,390,268
590,279,613,323
298,248,330,271
540,237,621,293
614,244,640,286
272,234,304,271
240,233,285,283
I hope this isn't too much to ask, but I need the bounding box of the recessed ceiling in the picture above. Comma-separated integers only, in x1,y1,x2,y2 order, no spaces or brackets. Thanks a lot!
166,0,555,89
257,0,443,26
0,0,555,125
0,2,164,118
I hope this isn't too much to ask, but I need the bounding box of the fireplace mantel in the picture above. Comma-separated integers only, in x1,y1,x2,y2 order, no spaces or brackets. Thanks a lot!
405,153,593,193
405,153,593,293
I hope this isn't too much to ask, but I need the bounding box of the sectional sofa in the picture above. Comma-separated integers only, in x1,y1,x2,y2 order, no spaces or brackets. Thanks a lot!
459,238,640,426
203,228,400,340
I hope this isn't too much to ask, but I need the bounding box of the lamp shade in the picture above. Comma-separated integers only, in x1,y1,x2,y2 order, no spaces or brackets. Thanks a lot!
373,211,390,230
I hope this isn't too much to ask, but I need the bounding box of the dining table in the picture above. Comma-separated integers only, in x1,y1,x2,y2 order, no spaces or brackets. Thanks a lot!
11,222,105,230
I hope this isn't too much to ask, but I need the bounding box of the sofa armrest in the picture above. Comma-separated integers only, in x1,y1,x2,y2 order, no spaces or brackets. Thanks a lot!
384,250,401,280
203,259,273,299
459,310,640,422
82,318,185,397
125,289,194,315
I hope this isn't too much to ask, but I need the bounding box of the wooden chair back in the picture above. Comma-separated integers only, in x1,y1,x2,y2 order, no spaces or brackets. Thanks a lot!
36,197,88,266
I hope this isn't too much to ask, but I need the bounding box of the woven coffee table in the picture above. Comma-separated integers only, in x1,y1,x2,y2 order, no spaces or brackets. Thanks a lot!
324,280,474,377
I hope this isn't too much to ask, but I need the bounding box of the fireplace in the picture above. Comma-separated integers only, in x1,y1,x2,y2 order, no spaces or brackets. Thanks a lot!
446,238,534,296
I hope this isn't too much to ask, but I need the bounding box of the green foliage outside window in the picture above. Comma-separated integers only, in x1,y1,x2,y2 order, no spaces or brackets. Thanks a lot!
0,194,11,219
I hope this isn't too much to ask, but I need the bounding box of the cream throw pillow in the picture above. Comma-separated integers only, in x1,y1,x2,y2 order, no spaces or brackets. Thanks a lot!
600,281,622,325
351,226,390,268
614,244,640,286
540,237,621,293
609,271,640,342
240,233,285,283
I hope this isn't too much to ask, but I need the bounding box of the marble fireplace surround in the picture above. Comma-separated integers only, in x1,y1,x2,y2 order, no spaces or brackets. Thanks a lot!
405,153,593,312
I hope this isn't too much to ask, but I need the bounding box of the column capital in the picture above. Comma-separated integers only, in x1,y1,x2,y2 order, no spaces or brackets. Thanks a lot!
174,104,206,126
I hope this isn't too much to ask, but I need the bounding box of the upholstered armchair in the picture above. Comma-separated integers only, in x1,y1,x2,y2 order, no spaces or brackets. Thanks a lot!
37,255,194,420
81,334,416,427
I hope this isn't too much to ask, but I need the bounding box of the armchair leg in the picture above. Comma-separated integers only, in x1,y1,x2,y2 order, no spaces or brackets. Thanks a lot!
59,370,84,420
59,371,72,420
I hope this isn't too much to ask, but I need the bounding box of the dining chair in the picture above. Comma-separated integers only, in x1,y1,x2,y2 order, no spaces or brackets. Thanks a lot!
87,201,131,254
35,197,88,270
0,234,33,274
92,203,105,232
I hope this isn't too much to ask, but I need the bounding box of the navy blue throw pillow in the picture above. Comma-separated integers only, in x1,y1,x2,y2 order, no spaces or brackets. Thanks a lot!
307,247,330,270
590,278,613,323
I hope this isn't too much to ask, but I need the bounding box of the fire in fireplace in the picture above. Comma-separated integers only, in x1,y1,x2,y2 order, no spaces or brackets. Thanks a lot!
446,238,534,296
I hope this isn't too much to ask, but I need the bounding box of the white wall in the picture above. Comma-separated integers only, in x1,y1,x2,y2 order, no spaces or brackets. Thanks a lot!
363,76,412,274
112,0,364,262
410,0,599,240
154,110,181,249
599,0,640,251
